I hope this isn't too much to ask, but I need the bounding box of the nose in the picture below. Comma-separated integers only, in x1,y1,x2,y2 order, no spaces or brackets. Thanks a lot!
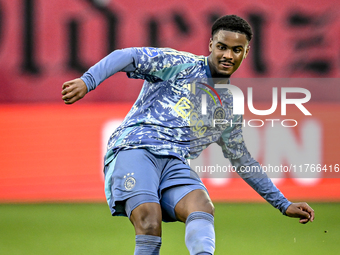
222,49,233,60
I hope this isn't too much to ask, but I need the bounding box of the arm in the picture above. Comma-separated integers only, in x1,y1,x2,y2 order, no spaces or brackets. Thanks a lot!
62,47,176,104
230,153,314,223
218,115,315,223
229,151,292,215
61,48,137,104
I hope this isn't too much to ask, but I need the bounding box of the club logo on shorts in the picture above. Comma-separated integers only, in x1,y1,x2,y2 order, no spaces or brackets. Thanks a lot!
124,173,136,190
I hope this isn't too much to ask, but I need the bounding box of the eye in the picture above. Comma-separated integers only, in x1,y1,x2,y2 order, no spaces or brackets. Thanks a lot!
233,48,242,53
217,45,226,50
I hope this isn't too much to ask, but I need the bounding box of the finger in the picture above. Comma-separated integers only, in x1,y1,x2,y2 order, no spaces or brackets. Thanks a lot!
62,89,77,101
290,206,310,219
63,96,77,104
299,218,309,224
310,210,315,222
299,203,315,222
64,99,73,104
62,85,81,99
63,91,82,104
62,81,74,90
68,95,81,104
61,85,74,95
304,203,314,214
303,208,315,222
64,99,73,105
300,212,311,223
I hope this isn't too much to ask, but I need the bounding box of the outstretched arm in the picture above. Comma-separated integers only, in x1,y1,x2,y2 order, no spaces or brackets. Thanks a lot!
218,115,315,223
61,47,175,104
231,155,315,224
61,48,137,104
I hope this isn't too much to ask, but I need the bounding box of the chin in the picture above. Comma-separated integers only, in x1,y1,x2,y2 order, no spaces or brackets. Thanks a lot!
216,71,232,78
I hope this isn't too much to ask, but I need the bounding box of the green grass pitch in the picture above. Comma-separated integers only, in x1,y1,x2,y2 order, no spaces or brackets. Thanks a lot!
0,203,339,254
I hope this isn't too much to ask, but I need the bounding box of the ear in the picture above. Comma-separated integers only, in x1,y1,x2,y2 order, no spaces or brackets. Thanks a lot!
208,38,213,52
244,45,250,59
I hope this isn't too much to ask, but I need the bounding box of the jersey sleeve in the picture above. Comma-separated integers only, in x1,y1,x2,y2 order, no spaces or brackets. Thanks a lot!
217,115,292,215
80,47,194,92
81,48,137,92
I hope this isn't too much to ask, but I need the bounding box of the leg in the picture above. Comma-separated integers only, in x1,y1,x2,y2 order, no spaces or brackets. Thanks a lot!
103,149,164,255
159,158,216,254
129,202,162,255
175,189,215,255
130,202,162,236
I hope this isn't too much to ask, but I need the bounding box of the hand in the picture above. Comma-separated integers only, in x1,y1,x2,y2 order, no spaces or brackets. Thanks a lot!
285,202,315,224
61,78,88,104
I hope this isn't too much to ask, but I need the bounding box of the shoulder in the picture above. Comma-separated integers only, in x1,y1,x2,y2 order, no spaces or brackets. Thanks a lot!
132,47,205,62
161,48,205,63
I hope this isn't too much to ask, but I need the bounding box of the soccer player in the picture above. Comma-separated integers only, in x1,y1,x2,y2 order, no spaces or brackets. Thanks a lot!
61,15,315,255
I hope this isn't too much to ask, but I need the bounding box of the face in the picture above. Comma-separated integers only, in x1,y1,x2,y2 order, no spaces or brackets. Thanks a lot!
208,30,250,78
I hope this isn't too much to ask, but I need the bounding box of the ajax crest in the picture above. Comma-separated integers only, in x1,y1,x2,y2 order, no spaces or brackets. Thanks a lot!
124,173,136,190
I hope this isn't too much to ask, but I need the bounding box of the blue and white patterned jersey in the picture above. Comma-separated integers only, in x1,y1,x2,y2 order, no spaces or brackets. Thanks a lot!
81,47,292,214
82,47,245,162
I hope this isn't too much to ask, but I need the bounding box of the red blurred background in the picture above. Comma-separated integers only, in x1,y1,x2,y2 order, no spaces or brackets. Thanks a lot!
0,0,339,202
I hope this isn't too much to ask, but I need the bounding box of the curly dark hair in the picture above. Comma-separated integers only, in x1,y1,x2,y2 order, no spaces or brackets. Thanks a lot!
211,15,253,42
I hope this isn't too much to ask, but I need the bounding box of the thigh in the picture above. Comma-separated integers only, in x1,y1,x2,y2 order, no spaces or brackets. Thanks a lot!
104,149,161,217
174,189,214,222
161,184,209,222
159,157,211,222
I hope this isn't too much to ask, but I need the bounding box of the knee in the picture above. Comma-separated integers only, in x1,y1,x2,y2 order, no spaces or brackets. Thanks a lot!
175,190,215,222
136,217,161,236
130,203,162,236
194,195,215,217
206,201,215,217
193,200,215,220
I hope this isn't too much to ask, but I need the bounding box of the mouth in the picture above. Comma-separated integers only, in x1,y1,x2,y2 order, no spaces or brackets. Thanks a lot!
219,61,234,68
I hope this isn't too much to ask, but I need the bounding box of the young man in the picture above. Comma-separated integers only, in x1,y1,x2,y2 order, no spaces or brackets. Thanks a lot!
61,15,314,255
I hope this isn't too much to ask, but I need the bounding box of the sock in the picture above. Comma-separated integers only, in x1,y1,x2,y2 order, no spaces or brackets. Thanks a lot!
185,211,215,255
134,235,162,255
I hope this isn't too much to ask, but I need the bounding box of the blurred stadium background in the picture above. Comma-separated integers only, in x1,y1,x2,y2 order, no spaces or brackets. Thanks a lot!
1,0,340,254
